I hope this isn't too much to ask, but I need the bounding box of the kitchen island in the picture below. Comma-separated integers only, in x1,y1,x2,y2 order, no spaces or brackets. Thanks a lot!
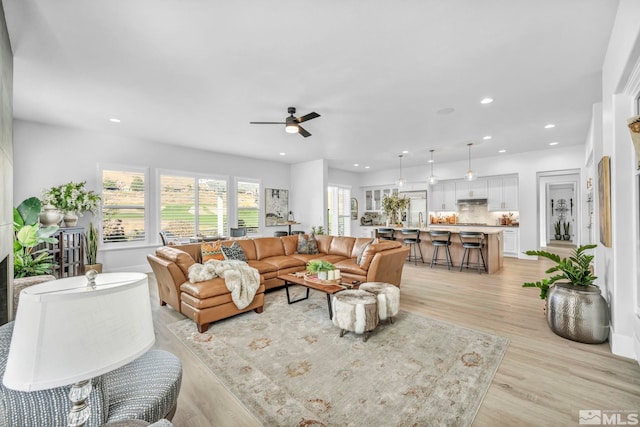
378,226,504,273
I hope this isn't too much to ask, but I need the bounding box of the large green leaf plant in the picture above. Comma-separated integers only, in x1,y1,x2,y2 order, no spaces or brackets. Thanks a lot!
13,197,59,278
522,244,597,299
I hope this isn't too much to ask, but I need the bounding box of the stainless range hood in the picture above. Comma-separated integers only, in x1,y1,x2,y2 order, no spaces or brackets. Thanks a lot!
456,198,488,205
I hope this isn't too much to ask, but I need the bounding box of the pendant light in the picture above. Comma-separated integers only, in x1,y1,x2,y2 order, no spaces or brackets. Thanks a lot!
396,154,405,187
464,143,477,181
428,149,438,185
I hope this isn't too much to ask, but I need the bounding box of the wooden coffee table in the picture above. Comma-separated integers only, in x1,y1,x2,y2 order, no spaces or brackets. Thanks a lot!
278,273,357,319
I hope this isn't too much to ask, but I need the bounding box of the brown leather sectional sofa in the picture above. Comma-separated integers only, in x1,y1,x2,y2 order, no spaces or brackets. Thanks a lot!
147,234,410,332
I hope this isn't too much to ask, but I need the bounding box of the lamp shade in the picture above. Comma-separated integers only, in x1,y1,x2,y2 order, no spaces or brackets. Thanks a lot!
3,272,154,392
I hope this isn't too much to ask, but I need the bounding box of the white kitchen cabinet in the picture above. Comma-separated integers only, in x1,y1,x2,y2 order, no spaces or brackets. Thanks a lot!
455,179,487,200
429,181,456,211
364,187,398,212
488,175,519,211
502,228,519,257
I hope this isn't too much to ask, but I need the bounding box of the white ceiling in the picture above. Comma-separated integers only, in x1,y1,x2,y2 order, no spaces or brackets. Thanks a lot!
2,0,619,171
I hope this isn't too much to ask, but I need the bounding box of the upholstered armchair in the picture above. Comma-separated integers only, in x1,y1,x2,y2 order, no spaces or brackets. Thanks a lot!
0,323,182,426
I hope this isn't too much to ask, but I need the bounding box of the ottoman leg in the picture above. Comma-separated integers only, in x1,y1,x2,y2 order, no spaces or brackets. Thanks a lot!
340,329,346,338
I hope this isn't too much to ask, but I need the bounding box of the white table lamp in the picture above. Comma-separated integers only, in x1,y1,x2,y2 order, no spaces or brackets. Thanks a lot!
2,272,155,426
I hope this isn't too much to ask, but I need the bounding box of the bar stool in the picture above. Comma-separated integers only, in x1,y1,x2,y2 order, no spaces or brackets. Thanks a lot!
459,231,487,273
274,231,289,237
401,229,424,265
377,228,396,240
429,230,453,270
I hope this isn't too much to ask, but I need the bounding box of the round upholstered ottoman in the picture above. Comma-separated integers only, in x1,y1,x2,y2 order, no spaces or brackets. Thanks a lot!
359,282,400,324
332,290,379,342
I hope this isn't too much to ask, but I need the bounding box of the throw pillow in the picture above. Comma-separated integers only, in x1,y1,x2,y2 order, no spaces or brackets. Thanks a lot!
221,241,248,262
201,241,224,262
356,239,374,265
297,234,319,255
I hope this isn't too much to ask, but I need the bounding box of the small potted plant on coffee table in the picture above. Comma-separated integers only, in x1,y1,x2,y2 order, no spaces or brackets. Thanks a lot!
306,260,335,281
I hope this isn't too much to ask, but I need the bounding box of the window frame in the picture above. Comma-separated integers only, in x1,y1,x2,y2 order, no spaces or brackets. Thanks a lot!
98,163,150,249
328,184,352,236
156,168,230,242
235,177,262,235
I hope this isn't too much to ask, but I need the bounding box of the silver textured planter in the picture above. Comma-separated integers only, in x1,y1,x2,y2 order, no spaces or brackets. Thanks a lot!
546,283,609,344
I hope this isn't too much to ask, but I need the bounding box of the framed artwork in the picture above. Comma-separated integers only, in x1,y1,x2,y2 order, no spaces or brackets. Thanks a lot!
265,188,289,226
597,156,611,247
350,198,358,220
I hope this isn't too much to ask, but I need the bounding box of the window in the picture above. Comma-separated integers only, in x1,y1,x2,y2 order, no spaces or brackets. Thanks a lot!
237,180,260,234
101,168,147,244
328,185,351,236
160,173,228,238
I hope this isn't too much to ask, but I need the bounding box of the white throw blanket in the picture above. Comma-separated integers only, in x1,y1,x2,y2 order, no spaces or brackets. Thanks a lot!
188,260,261,309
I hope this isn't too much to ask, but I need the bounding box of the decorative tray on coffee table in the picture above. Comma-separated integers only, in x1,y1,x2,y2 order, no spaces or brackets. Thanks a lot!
291,271,342,286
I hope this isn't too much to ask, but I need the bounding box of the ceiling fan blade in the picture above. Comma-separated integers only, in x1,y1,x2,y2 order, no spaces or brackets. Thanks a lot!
296,112,320,123
298,126,311,138
249,121,286,124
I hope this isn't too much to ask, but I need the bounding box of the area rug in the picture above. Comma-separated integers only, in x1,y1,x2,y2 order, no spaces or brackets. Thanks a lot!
168,289,509,426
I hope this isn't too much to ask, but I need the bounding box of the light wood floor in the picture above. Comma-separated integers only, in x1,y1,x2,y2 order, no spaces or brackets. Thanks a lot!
150,257,640,427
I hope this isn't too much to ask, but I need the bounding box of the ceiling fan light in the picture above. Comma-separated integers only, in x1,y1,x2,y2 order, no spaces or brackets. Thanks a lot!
285,124,298,133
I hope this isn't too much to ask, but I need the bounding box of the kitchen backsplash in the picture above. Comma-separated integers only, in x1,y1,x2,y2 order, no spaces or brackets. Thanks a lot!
362,205,519,226
453,204,518,225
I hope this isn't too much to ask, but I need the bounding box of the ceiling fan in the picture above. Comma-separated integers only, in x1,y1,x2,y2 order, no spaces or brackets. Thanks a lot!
250,106,320,138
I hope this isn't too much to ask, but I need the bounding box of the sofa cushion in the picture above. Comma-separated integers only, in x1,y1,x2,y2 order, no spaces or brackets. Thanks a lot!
254,237,286,260
201,241,225,262
329,236,356,258
261,255,306,270
315,235,333,254
297,234,318,254
156,247,196,277
359,240,403,270
247,260,278,276
281,235,299,255
221,242,247,262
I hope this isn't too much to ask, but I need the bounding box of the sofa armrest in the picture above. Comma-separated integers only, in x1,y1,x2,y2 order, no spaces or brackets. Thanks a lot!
366,246,410,286
147,254,186,313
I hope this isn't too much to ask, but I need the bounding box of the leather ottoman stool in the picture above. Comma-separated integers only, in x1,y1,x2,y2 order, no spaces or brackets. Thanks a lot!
332,290,378,342
360,282,400,323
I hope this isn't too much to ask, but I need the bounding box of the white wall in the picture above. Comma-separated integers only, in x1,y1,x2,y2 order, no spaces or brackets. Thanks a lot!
13,120,291,272
357,145,586,256
290,159,327,233
598,0,640,359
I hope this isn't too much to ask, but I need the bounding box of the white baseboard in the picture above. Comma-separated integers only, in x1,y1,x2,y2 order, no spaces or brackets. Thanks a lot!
610,326,638,361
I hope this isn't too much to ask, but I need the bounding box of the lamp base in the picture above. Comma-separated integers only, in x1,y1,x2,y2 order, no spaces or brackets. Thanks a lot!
67,379,92,427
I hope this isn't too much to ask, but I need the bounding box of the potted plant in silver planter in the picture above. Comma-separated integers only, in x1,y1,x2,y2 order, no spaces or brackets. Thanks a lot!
84,222,103,273
522,244,609,344
553,220,562,241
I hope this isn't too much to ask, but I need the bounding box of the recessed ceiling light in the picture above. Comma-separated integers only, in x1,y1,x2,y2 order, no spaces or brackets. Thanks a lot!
483,136,492,140
549,142,559,146
427,159,434,163
353,163,359,167
279,152,286,156
365,166,370,169
402,150,409,154
498,149,506,153
480,98,493,104
544,124,555,129
109,118,121,123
